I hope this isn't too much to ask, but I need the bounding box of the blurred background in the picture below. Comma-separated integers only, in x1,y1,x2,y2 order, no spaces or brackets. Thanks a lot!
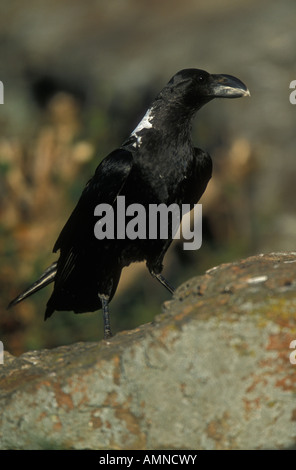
1,0,296,354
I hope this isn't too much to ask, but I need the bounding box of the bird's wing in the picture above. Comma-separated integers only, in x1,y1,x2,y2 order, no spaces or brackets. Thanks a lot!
191,148,212,203
53,147,134,285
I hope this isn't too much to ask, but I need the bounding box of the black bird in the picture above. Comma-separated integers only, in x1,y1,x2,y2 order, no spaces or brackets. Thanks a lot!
8,68,250,339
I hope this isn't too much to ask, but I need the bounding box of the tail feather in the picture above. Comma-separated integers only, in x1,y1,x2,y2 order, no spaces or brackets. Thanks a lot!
7,262,57,309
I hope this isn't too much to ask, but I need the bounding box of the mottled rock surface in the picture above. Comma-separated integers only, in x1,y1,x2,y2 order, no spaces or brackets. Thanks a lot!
1,252,296,450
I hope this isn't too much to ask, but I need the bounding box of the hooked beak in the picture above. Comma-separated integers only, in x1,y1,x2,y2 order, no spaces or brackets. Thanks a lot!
210,74,250,98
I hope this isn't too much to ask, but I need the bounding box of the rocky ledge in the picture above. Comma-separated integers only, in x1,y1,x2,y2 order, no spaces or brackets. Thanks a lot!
0,252,296,449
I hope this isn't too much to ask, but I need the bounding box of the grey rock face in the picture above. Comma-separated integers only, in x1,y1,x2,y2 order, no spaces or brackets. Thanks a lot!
1,252,296,449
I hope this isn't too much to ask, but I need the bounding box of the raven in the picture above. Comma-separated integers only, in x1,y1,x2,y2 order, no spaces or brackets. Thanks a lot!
8,68,250,339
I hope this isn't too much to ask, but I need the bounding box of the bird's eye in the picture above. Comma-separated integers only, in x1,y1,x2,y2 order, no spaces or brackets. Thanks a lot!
198,74,205,83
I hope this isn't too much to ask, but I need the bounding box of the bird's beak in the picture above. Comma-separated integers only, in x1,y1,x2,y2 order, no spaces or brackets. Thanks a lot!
210,74,250,98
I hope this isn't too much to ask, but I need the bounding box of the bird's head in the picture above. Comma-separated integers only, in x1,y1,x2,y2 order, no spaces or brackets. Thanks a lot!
159,68,250,112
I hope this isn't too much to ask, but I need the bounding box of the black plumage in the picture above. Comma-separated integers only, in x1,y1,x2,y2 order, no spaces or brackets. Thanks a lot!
8,68,249,338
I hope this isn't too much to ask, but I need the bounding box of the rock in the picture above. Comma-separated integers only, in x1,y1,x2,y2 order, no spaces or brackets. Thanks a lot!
0,252,296,450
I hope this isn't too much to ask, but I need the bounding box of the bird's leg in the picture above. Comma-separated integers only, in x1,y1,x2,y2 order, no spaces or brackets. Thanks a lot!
98,293,112,339
149,270,175,295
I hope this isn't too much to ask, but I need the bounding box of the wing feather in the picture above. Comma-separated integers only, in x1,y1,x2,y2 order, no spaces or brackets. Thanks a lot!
53,148,134,287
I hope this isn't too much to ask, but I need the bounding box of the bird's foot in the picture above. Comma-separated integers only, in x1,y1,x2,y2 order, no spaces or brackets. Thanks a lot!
98,293,113,339
150,271,175,295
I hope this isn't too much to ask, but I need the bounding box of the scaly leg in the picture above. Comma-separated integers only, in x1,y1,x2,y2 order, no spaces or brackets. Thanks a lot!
149,270,175,295
98,293,112,339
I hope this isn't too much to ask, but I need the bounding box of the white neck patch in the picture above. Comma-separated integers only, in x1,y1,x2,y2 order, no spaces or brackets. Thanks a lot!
130,106,155,146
